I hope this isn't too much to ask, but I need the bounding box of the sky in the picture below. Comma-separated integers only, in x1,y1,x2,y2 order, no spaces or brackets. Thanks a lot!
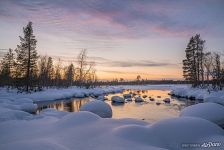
0,0,224,80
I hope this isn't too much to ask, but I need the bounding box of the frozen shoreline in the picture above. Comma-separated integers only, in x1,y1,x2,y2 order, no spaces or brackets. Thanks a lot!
1,84,224,150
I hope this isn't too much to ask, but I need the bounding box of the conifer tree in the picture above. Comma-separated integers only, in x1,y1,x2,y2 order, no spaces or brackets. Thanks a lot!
15,22,38,92
0,48,14,86
46,57,54,86
65,63,74,87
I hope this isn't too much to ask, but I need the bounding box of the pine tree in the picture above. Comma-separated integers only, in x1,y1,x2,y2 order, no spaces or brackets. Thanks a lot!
38,56,47,88
65,63,74,87
0,48,14,86
183,37,197,86
46,57,54,86
183,34,205,87
15,22,38,92
54,59,62,87
194,34,205,87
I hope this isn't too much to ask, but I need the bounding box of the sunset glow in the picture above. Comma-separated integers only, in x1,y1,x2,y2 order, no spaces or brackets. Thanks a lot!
1,0,224,80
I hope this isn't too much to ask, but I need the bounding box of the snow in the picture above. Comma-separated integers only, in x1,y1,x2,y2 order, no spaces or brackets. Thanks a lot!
0,107,32,122
114,117,224,150
80,100,112,118
180,102,224,127
111,96,125,103
171,85,224,104
1,85,224,150
0,111,223,150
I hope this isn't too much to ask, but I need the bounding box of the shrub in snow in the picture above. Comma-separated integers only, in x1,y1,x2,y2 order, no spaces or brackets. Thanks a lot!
111,96,125,103
135,97,144,102
180,102,224,127
80,100,112,118
123,94,132,99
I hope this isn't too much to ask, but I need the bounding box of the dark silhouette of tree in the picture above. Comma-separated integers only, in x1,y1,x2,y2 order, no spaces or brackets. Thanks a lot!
203,52,213,86
183,34,205,87
54,59,62,87
46,57,54,86
15,22,38,92
65,63,74,87
136,75,141,81
38,56,48,88
211,53,222,90
0,48,14,86
75,49,96,87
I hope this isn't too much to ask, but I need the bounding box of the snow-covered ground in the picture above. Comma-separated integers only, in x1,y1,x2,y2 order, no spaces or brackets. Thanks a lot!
170,85,224,105
1,85,224,150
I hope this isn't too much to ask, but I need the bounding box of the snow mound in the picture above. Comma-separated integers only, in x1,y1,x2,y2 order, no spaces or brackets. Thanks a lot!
111,96,125,103
20,103,37,113
180,102,224,126
0,107,32,122
56,111,100,127
39,108,69,119
80,100,112,118
204,91,224,105
114,117,224,150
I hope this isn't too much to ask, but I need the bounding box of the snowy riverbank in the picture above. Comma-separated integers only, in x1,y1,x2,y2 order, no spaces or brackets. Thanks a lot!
170,86,224,105
1,85,224,150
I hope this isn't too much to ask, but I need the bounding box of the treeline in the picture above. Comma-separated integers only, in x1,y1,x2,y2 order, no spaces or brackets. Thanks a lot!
183,34,224,90
0,22,97,92
96,80,188,86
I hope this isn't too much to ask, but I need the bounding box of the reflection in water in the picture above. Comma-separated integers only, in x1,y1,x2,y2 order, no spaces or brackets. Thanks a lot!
36,98,90,114
36,90,200,123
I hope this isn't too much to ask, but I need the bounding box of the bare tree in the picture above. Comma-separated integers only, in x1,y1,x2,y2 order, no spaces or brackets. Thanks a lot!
203,52,213,86
75,49,96,87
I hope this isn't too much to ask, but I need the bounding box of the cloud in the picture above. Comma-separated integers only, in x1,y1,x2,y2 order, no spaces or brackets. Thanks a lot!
104,60,176,67
1,0,224,38
48,54,176,68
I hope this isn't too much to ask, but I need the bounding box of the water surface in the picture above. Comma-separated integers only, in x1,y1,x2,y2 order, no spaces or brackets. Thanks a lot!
36,89,199,123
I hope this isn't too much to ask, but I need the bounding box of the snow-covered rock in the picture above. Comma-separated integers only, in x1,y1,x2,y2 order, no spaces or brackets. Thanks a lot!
97,95,108,101
123,94,132,99
180,102,224,127
126,98,132,101
111,96,125,103
135,97,144,102
142,95,147,98
163,98,171,103
156,102,161,105
80,100,112,118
